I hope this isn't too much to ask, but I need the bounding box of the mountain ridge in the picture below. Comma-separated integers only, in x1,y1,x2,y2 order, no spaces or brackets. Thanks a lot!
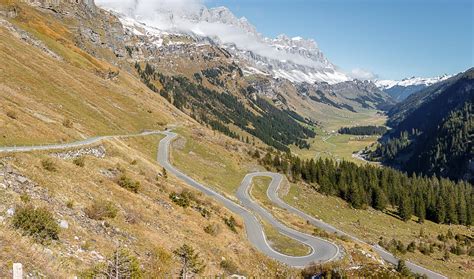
97,1,350,85
375,75,452,101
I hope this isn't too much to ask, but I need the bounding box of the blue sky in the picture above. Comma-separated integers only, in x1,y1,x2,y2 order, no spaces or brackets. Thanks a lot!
206,0,473,80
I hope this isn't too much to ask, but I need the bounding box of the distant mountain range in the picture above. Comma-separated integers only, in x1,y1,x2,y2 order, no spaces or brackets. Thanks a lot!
375,75,452,101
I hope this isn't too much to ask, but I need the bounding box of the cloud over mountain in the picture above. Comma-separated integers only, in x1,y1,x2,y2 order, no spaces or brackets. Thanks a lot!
96,0,336,70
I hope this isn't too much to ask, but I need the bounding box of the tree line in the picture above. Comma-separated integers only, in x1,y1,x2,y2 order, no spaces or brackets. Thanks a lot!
259,151,473,226
338,125,387,135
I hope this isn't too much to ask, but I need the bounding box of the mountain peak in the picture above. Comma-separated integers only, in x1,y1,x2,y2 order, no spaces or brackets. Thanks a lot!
97,1,349,84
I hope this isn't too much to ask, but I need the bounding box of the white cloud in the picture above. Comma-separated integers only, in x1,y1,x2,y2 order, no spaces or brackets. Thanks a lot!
349,68,377,80
96,0,203,17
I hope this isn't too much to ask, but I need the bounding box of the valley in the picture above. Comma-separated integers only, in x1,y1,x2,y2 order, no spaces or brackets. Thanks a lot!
0,0,472,278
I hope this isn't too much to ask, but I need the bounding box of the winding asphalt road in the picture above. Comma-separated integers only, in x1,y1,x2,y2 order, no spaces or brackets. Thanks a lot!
0,130,447,277
158,131,340,267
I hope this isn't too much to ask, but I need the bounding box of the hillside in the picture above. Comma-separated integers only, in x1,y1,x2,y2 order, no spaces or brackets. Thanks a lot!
0,1,301,276
1,0,470,278
0,0,183,146
372,68,474,182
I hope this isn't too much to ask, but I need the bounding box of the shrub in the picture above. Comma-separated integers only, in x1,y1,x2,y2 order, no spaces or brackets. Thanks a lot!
66,200,74,209
312,227,330,238
41,158,57,172
73,157,85,167
418,243,431,255
407,241,416,252
469,247,474,257
450,245,466,255
62,118,73,128
6,110,17,119
20,193,30,203
196,206,211,218
224,216,237,232
169,191,194,208
12,206,60,244
204,223,221,236
220,259,239,274
396,259,412,277
85,200,118,220
443,249,450,261
117,175,140,193
81,248,142,279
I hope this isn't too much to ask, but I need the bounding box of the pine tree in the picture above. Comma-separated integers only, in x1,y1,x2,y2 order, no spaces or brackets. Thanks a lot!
373,187,388,211
174,244,205,278
398,194,413,222
435,196,446,224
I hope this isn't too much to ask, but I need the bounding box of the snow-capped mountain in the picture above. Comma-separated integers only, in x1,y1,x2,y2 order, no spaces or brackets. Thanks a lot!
96,1,350,84
375,75,451,101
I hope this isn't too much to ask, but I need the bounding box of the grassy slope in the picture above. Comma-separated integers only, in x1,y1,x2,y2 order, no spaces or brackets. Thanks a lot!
169,122,472,278
0,5,296,276
0,134,296,277
171,127,259,196
283,183,473,278
250,177,312,257
0,6,180,146
168,128,404,275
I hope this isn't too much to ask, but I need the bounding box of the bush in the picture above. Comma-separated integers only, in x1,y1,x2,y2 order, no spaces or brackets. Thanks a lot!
407,241,416,252
62,118,73,128
169,191,195,208
12,206,60,244
73,157,85,167
85,200,118,220
450,245,466,255
204,223,221,236
418,243,431,255
20,193,30,203
220,259,239,274
224,216,237,233
66,200,74,209
81,248,142,279
41,158,57,172
396,259,413,277
6,110,17,119
117,175,140,193
196,206,211,218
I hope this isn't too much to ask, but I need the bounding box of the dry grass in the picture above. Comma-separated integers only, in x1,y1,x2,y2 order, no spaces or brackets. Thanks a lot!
283,182,474,278
0,10,181,146
171,127,259,196
0,135,297,276
250,177,312,257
